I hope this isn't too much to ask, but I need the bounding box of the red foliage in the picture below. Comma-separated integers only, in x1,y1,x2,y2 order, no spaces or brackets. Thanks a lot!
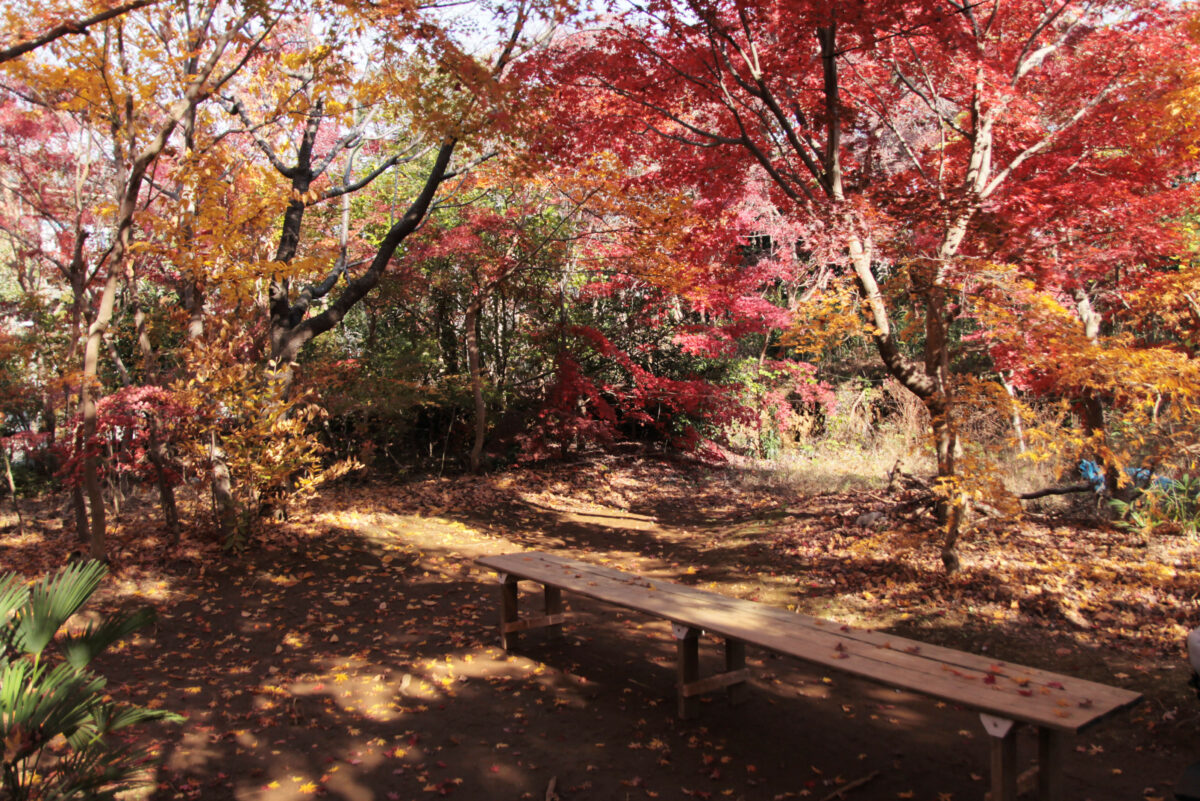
58,386,190,486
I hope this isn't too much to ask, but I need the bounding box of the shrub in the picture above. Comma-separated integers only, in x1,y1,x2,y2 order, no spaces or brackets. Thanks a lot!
1,560,180,800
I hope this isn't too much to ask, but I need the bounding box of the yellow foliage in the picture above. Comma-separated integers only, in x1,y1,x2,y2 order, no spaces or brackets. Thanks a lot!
778,283,865,357
976,270,1200,480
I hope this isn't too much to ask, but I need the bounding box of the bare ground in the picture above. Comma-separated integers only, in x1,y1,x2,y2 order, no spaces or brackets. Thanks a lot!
3,454,1198,801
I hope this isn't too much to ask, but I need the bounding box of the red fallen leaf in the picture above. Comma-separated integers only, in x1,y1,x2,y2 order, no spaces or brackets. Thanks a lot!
1079,699,1094,708
984,674,997,685
840,625,850,632
905,646,921,654
1018,689,1033,697
489,765,500,773
834,643,846,651
1048,681,1065,689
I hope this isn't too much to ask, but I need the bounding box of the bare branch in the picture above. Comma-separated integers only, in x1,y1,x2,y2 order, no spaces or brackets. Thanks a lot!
0,0,160,63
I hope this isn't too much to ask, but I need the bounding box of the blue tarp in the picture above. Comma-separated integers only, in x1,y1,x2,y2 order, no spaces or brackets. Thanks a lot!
1078,460,1172,494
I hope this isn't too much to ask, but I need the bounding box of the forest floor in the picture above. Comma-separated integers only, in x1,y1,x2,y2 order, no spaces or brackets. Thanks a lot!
3,453,1200,801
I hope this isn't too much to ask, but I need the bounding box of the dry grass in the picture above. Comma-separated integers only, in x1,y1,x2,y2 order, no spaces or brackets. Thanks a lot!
737,378,1090,505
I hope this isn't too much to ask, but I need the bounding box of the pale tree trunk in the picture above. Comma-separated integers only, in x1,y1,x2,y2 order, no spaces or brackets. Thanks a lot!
2,445,23,535
1073,288,1120,495
79,270,119,559
1000,373,1027,454
210,431,237,541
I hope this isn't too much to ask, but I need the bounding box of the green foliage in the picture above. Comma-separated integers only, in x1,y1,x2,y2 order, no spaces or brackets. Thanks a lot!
1,561,181,800
1111,473,1200,536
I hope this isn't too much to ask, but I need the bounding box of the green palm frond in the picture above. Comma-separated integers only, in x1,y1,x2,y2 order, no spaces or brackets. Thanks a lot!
60,606,156,670
97,701,183,731
12,561,108,656
1,561,176,801
0,572,31,659
1,661,104,747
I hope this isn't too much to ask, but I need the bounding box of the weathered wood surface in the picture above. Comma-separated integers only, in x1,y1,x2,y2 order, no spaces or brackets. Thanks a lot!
476,551,1141,733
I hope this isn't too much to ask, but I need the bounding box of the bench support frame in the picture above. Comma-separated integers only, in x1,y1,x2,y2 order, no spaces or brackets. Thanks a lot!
980,714,1065,801
497,574,565,650
672,624,750,719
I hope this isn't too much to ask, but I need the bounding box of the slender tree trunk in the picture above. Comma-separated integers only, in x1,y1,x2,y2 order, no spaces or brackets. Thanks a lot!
210,431,237,542
1073,288,1121,495
128,270,179,540
147,420,179,540
2,446,23,535
1000,372,1026,453
79,270,120,559
70,484,88,546
465,300,487,473
436,294,459,375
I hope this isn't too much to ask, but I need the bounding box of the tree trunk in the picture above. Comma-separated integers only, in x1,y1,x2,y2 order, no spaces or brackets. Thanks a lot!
436,294,460,376
147,420,179,542
209,431,237,542
465,300,487,473
129,269,179,540
1000,373,1026,453
2,446,23,535
1073,288,1121,496
70,485,88,546
78,269,119,560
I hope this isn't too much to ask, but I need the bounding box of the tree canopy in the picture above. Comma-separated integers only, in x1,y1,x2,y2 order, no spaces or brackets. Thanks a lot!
0,0,1197,567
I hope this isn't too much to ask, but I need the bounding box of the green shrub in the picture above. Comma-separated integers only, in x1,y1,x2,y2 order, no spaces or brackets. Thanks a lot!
1111,473,1200,536
1,560,180,800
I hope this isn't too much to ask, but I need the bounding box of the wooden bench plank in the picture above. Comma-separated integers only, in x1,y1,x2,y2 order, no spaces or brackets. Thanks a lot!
477,552,1141,732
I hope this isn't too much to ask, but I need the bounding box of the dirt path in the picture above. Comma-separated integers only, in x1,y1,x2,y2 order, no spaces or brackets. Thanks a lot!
10,457,1196,800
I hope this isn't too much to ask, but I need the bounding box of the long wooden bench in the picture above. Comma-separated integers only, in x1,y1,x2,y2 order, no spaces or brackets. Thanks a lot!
476,551,1142,801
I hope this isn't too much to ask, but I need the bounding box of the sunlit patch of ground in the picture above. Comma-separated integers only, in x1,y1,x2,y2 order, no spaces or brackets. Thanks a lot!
5,455,1199,800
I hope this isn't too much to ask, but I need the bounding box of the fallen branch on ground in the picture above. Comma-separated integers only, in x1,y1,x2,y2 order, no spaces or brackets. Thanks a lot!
1019,483,1093,500
819,771,880,801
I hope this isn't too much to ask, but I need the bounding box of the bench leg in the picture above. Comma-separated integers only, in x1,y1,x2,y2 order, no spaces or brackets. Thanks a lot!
1038,728,1064,801
673,624,701,719
981,714,1017,801
500,574,520,651
725,638,748,706
544,585,564,639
